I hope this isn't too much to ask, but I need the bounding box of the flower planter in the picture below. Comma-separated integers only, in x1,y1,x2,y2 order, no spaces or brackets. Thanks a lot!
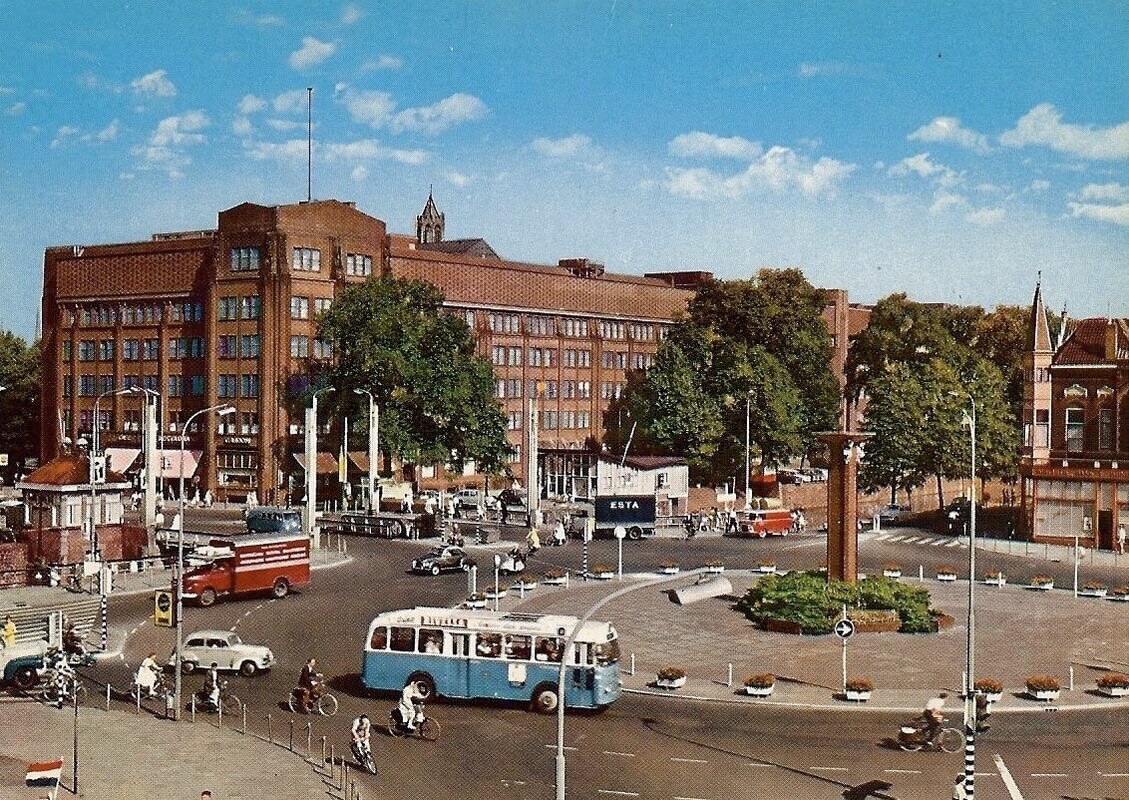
656,676,686,690
484,588,508,600
1079,588,1108,598
466,597,487,610
1027,688,1060,701
981,691,1003,704
843,689,872,702
936,572,957,582
515,581,537,592
542,574,568,587
657,566,680,576
1099,685,1129,698
744,684,775,698
882,569,902,579
703,565,726,575
591,570,615,581
756,564,777,574
1029,582,1054,591
984,576,1006,586
1109,593,1129,603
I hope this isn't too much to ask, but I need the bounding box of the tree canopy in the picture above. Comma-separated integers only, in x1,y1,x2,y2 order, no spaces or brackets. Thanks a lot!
0,332,40,479
316,277,511,476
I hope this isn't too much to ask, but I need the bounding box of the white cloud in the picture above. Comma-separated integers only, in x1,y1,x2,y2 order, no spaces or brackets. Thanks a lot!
238,94,267,115
909,116,990,155
266,118,303,132
340,89,394,126
273,90,307,114
289,37,336,69
361,55,402,72
7,101,26,115
96,119,119,142
351,165,368,181
245,138,308,163
532,134,594,158
232,116,252,136
889,152,944,178
664,145,854,199
965,206,1005,226
1067,202,1129,226
391,92,488,134
50,125,80,149
257,14,284,26
668,131,762,160
130,69,177,98
323,138,428,164
929,192,967,214
135,110,210,177
341,4,363,25
1000,103,1129,160
446,171,469,187
1078,182,1129,203
0,86,14,95
1027,179,1051,192
798,62,846,78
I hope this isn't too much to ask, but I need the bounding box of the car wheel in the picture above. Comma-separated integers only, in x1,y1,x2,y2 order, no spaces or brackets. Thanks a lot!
12,666,38,690
271,578,289,599
181,660,198,675
239,661,258,677
430,565,441,576
628,526,643,540
199,588,217,607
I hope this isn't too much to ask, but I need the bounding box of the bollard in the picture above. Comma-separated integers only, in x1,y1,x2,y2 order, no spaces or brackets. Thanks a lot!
1069,666,1074,691
630,653,636,676
190,694,196,723
344,762,349,793
726,663,733,687
306,722,312,759
242,704,247,735
105,684,111,713
330,744,336,774
350,781,356,800
136,686,141,714
321,736,327,768
919,565,924,581
267,713,273,744
218,697,223,727
288,718,294,751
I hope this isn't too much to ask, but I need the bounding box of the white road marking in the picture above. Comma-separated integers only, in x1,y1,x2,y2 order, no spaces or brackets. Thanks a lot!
994,754,1027,800
809,766,848,772
1029,773,1067,778
886,535,906,542
603,750,635,757
544,744,578,751
747,763,773,768
884,769,921,774
1098,772,1129,777
597,791,640,797
902,536,921,543
944,540,964,547
671,757,709,764
673,796,712,800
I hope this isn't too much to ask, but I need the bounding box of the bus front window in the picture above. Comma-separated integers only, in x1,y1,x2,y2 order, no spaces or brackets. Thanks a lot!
594,639,620,666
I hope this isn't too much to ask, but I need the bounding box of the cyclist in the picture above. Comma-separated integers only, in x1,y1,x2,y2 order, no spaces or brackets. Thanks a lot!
922,692,948,748
350,713,374,772
296,657,321,712
398,681,425,732
135,651,162,698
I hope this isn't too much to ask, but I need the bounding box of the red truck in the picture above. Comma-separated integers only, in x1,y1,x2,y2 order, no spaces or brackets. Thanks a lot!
736,509,796,538
181,532,310,606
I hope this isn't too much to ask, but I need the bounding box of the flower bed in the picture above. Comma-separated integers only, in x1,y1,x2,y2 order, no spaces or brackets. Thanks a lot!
484,586,508,600
936,566,958,582
743,673,775,697
465,593,487,609
1110,586,1129,602
1028,574,1054,590
882,563,902,578
1097,673,1129,698
983,570,1006,586
591,565,615,580
515,578,537,591
1079,581,1107,598
703,560,726,574
542,570,568,586
656,666,687,690
657,562,680,576
1025,674,1061,701
843,677,873,702
974,678,1004,703
756,560,777,574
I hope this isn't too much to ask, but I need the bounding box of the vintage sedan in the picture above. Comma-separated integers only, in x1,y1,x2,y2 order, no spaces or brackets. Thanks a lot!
412,546,475,576
172,630,274,676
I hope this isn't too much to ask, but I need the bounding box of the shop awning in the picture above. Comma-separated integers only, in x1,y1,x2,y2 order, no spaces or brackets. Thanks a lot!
153,449,201,480
293,452,340,475
104,447,141,474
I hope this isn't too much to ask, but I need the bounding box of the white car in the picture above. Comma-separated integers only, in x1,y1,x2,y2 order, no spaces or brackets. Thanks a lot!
878,503,913,525
173,630,274,677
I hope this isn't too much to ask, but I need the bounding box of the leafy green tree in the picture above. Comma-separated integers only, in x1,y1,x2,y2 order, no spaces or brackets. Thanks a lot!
857,363,929,503
316,277,511,476
0,332,40,479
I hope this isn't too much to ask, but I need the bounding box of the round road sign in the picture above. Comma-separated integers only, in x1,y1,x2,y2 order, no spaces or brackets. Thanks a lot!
833,618,855,639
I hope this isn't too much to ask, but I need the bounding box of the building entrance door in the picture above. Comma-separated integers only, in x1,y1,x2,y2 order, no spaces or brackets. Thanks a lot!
1097,510,1113,550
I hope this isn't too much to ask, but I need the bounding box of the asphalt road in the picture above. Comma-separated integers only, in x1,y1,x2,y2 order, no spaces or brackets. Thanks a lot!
86,528,1128,800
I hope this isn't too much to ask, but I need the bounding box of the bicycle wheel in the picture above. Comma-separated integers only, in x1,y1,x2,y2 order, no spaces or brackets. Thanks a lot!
316,693,339,717
287,693,301,714
939,728,963,753
388,710,405,738
418,717,440,742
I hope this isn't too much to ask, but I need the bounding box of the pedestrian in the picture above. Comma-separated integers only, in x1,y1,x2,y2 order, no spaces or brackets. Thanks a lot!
1118,523,1126,554
2,614,15,646
951,775,968,800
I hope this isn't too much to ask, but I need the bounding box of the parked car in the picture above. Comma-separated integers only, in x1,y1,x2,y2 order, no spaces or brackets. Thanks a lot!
1,640,49,689
453,489,499,515
411,545,475,576
800,468,828,482
776,469,805,485
878,503,913,525
173,630,274,676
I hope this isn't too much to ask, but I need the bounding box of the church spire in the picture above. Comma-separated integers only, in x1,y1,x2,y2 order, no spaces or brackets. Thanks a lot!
416,190,445,245
1031,275,1052,354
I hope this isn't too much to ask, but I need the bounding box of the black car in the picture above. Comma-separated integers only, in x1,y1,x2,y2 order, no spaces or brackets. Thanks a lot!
411,546,474,576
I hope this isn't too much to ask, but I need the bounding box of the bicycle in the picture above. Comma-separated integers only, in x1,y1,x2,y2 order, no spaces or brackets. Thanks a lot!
897,719,962,753
388,705,440,741
287,683,339,716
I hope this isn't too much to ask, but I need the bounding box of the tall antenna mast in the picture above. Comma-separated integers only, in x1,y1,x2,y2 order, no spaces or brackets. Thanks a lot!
306,86,313,202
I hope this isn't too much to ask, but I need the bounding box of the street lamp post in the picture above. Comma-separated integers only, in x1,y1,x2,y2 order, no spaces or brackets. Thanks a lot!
954,392,978,799
172,403,235,721
305,388,334,544
352,389,379,516
744,391,752,510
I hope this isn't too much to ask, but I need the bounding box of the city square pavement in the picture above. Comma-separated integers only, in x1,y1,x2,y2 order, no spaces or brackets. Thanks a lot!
503,566,1129,714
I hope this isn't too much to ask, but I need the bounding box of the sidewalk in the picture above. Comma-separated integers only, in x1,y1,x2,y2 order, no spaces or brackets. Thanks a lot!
0,698,335,799
501,568,1129,714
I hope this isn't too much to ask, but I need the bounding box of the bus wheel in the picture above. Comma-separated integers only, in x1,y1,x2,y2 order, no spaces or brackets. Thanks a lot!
531,684,559,713
628,526,643,540
407,673,436,700
271,578,290,599
199,588,217,607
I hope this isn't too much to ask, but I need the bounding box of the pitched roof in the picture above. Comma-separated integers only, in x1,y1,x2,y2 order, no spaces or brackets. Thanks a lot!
1055,318,1129,365
1031,282,1052,353
19,454,129,488
599,454,686,471
420,238,500,259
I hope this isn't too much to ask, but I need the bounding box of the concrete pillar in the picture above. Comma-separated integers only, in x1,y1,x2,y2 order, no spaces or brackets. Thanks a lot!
819,431,871,585
143,397,158,528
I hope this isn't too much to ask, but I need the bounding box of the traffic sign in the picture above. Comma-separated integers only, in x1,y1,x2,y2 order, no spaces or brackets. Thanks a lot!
613,525,626,540
833,618,855,639
153,589,175,627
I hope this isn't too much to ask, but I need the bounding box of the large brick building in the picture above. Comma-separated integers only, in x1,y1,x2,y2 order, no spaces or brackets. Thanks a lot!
1020,283,1129,549
41,195,864,505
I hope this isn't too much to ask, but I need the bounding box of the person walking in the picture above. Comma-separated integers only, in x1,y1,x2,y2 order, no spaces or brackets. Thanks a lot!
1118,523,1126,554
2,614,16,646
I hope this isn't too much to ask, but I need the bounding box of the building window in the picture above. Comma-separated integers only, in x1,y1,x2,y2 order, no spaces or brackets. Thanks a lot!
290,297,309,320
143,375,158,392
142,338,160,360
98,375,114,395
292,247,321,272
562,411,575,430
313,338,333,360
241,335,260,358
464,311,476,328
122,375,139,389
62,374,72,397
241,374,260,398
346,253,372,276
491,346,505,366
218,335,237,359
168,375,183,397
78,375,95,397
122,340,140,361
1065,407,1084,452
231,247,261,272
218,297,238,320
241,411,260,435
507,411,523,430
507,379,522,399
62,341,72,361
543,410,557,430
218,374,238,398
190,375,205,396
314,298,332,315
527,315,556,336
1098,407,1114,451
545,380,558,399
495,379,505,399
98,340,113,361
577,411,590,430
507,347,522,366
241,296,261,319
578,381,590,399
529,348,542,367
124,410,141,432
78,340,95,361
561,318,589,337
290,336,309,358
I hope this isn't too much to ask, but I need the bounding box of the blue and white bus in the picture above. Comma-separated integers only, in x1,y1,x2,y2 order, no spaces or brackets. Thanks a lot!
361,607,622,713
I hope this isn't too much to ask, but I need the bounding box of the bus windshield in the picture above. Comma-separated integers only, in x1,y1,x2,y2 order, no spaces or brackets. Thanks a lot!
594,639,620,666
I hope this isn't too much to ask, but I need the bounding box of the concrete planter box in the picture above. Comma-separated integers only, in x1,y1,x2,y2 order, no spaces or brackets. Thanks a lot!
515,581,537,592
703,565,726,575
1026,687,1060,701
882,570,902,579
1099,685,1129,698
1108,593,1129,603
744,684,775,698
656,676,687,690
984,576,1006,586
591,570,615,581
542,575,568,587
466,597,487,609
657,566,680,576
484,588,508,600
843,689,872,702
1028,582,1054,591
756,564,777,574
1079,588,1107,598
936,572,957,582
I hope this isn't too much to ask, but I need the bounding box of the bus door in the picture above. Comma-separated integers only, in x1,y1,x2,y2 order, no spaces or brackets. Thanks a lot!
469,632,507,698
448,632,472,698
569,642,595,693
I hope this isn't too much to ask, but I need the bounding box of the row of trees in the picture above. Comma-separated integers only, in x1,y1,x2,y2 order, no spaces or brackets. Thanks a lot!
0,331,40,481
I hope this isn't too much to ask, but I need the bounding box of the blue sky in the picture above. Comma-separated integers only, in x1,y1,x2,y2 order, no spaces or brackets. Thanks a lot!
2,1,1127,340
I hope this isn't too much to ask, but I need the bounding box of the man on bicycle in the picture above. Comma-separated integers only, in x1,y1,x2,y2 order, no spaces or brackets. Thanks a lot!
297,657,321,712
399,681,425,732
351,713,374,770
922,692,948,748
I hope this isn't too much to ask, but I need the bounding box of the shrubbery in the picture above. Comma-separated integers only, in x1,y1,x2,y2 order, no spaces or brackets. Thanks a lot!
735,570,941,634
